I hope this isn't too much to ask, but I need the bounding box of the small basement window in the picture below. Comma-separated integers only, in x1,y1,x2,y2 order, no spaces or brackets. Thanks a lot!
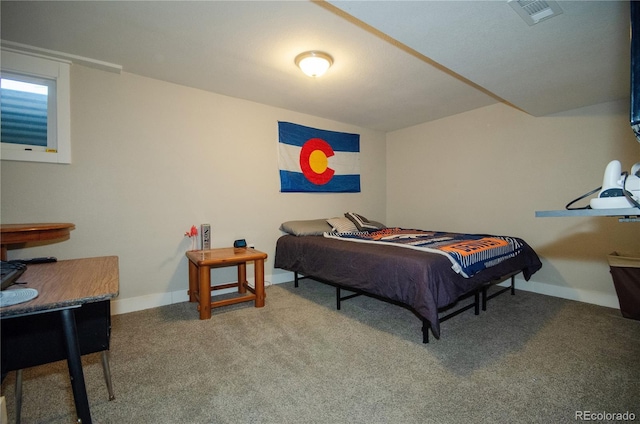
1,49,71,164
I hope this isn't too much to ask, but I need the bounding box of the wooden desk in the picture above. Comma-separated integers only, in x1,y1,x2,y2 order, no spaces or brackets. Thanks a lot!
186,248,267,320
0,256,119,424
0,223,75,260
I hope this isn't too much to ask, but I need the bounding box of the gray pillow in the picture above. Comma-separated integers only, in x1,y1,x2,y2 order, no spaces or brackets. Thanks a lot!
344,212,385,232
280,219,333,236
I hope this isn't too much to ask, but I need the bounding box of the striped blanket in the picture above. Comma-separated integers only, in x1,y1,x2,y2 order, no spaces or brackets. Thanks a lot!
324,228,523,278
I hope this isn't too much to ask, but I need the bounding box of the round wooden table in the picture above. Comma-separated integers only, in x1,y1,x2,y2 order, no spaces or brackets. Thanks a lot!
0,223,75,260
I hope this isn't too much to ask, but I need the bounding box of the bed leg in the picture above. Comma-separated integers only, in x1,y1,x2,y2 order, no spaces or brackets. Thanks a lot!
482,287,488,311
474,291,480,315
294,272,299,288
510,275,515,295
336,286,341,310
422,320,430,344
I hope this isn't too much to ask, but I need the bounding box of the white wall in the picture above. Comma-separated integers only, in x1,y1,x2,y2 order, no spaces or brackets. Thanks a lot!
3,63,638,315
386,100,640,308
0,64,387,313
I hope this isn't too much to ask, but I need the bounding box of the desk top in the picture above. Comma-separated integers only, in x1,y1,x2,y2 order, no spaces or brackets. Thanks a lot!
0,222,75,243
0,256,119,317
0,222,76,261
535,208,639,218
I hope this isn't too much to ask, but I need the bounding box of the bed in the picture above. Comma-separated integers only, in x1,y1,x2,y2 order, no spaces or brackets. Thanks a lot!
274,214,542,343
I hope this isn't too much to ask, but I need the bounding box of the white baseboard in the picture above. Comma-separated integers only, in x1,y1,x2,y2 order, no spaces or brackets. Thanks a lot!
505,277,621,310
111,271,621,315
111,290,188,315
110,272,293,315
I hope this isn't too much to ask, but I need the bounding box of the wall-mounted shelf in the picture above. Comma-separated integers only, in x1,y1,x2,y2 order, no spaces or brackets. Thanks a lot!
535,208,640,222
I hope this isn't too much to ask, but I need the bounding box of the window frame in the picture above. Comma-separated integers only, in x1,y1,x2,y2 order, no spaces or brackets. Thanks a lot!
1,49,71,164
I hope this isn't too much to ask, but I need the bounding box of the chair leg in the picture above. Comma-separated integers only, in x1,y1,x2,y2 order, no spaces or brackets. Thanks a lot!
101,351,115,401
13,351,114,423
15,369,22,424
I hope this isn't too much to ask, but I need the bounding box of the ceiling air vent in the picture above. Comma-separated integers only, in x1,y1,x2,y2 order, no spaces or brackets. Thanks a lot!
508,0,563,26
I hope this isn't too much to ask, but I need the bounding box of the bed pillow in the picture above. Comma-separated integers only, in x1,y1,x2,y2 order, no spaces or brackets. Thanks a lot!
280,219,333,236
326,217,359,233
369,220,387,230
344,212,385,232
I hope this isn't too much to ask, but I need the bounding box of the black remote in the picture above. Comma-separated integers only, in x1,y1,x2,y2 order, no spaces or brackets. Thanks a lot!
12,257,58,265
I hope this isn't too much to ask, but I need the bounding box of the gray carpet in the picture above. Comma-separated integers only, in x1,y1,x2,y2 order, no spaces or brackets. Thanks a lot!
2,281,639,423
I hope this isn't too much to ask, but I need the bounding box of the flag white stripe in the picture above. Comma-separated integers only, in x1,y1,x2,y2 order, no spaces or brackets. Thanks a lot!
279,143,360,175
278,143,300,172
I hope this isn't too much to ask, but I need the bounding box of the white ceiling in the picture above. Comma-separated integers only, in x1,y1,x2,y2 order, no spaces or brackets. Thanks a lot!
0,1,631,132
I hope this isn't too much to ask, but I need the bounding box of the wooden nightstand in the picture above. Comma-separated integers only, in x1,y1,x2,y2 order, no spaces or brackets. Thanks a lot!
185,247,267,319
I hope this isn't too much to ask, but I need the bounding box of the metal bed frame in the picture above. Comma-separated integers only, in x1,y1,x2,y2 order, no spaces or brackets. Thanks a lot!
293,271,518,343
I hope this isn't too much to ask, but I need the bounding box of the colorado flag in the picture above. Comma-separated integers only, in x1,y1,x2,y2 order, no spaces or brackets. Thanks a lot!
278,122,360,193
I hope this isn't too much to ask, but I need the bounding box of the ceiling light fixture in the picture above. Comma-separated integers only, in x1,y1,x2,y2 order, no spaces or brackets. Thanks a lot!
295,51,333,77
